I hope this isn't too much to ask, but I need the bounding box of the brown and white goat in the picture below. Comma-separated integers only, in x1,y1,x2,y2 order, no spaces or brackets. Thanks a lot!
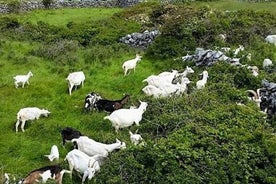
18,165,70,184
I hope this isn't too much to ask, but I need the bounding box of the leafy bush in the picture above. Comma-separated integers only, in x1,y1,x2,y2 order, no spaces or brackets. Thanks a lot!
7,0,20,13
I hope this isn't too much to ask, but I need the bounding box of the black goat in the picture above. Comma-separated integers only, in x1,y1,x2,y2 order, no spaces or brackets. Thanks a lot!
61,127,82,146
95,94,130,113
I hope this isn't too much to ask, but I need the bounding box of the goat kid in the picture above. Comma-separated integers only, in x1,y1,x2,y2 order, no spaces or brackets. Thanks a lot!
122,54,142,76
44,145,59,162
14,71,33,88
129,130,143,146
196,71,209,90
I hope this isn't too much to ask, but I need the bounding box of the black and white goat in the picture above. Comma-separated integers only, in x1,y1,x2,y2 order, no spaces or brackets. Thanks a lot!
18,165,70,184
61,127,82,147
84,92,102,111
95,94,130,113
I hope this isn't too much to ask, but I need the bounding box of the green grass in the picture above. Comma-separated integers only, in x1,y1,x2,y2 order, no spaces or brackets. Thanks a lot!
17,8,123,27
194,0,276,14
0,1,276,183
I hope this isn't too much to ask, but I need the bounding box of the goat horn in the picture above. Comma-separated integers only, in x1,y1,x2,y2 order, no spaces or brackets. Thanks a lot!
246,90,258,99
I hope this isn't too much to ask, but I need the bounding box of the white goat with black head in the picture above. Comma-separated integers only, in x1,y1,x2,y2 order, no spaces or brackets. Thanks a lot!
122,54,142,76
104,101,148,132
13,71,33,88
15,107,50,133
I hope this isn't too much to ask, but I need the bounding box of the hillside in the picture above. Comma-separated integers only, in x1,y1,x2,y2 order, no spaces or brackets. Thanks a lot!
0,1,276,183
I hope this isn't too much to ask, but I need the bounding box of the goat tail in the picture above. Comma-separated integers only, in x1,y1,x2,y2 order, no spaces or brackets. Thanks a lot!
104,116,110,120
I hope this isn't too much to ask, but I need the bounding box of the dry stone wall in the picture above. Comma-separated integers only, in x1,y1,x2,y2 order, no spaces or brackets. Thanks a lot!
0,0,142,13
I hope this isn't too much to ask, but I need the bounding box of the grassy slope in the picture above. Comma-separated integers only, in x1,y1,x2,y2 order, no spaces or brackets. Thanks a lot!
193,0,276,14
0,6,162,183
0,1,276,183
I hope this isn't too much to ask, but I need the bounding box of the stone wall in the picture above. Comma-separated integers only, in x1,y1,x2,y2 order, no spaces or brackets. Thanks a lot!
0,0,142,14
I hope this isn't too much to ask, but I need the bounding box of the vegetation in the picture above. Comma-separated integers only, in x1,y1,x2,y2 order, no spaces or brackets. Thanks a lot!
0,0,276,183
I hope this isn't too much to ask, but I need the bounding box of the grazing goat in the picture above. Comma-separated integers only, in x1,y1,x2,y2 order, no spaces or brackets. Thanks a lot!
265,35,276,46
247,89,262,108
263,58,273,69
61,127,82,147
95,94,130,113
129,130,143,146
18,165,70,184
104,101,148,132
66,71,85,95
122,54,142,76
143,70,178,87
13,71,33,88
196,71,209,89
15,107,50,133
44,145,59,162
172,66,194,84
84,92,102,112
71,136,126,157
65,149,104,184
142,85,165,98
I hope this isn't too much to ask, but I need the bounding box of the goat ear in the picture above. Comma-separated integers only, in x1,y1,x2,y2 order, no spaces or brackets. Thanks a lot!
135,129,139,134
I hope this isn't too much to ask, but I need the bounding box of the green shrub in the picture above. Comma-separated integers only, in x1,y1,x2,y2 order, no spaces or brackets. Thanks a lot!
7,0,20,13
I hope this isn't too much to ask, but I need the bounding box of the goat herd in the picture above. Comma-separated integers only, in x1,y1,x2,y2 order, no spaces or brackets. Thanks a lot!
6,34,276,184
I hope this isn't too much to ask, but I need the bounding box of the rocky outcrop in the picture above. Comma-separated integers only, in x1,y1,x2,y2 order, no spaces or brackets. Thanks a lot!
119,30,160,48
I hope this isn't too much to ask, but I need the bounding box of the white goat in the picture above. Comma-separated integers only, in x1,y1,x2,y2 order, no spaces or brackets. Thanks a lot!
142,85,165,98
143,70,178,88
71,136,126,157
65,149,103,184
160,77,191,96
247,66,259,77
122,54,142,76
265,35,276,46
4,173,10,184
15,107,51,133
44,145,59,162
233,45,244,56
129,130,143,146
13,71,33,88
66,71,85,95
104,101,148,132
263,58,273,69
218,33,226,42
196,71,209,89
